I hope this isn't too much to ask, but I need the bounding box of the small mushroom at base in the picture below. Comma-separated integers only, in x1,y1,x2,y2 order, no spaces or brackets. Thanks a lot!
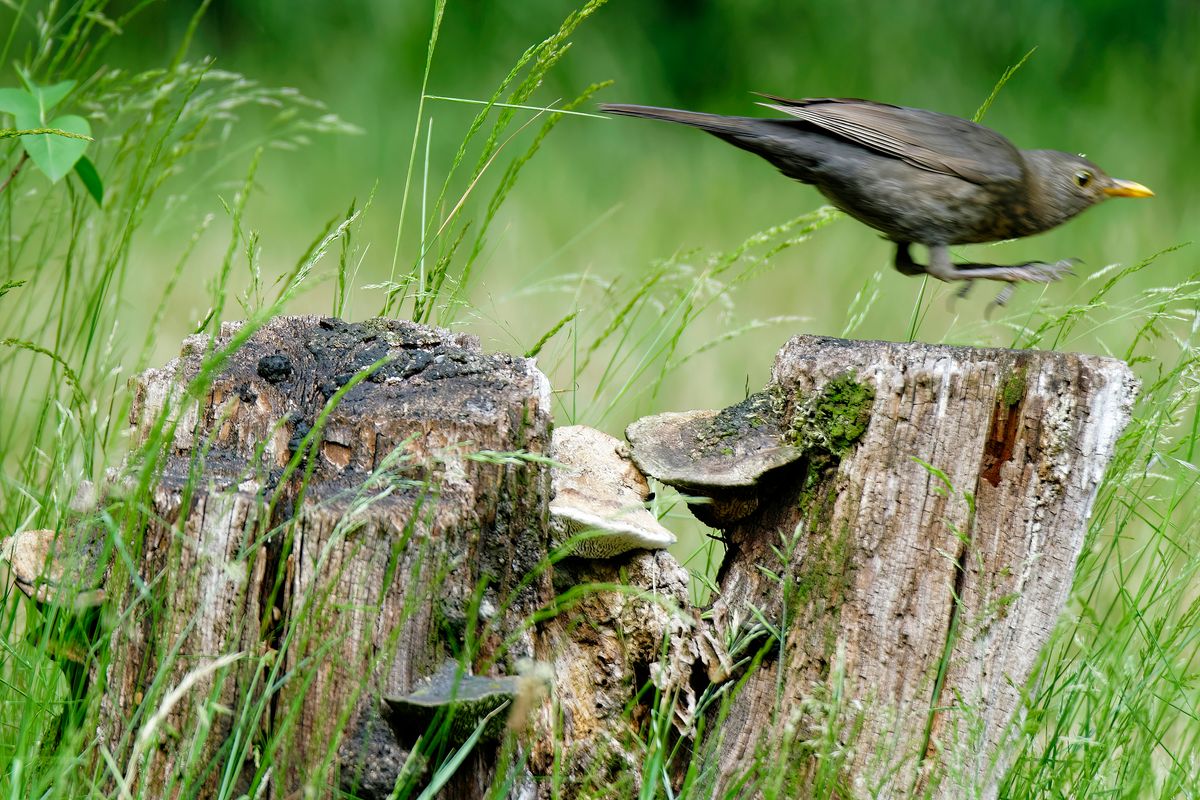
549,425,676,558
2,528,106,612
3,526,108,743
381,659,522,748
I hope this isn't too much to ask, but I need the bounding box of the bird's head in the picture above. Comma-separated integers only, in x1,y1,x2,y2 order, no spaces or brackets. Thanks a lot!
1025,149,1154,226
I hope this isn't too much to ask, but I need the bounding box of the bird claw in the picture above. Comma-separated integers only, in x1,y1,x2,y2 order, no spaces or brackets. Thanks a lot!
946,279,974,312
1015,257,1079,283
980,258,1079,316
984,284,1017,318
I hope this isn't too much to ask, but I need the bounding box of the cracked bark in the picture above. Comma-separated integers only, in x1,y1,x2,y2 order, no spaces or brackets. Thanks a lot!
691,335,1137,798
96,316,555,799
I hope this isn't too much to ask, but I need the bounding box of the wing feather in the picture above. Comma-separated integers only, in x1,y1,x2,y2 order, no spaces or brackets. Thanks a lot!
756,95,1025,186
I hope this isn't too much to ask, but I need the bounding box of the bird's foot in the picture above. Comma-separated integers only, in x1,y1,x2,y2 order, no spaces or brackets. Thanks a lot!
905,246,1079,313
984,284,1017,318
949,281,1015,317
950,257,1079,284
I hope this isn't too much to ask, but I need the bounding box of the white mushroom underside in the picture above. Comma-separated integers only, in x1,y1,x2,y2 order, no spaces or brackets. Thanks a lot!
550,504,677,558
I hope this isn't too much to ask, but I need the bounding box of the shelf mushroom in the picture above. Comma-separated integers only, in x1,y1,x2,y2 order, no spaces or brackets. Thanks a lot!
624,392,806,528
549,425,676,558
2,528,105,614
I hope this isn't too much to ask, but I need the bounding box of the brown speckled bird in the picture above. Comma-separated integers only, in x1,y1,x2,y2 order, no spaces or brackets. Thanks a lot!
600,94,1153,305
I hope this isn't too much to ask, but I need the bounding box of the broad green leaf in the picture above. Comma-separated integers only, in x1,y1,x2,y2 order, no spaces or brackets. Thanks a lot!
0,88,37,119
73,156,103,207
13,104,38,132
31,80,75,116
14,70,74,119
22,115,90,183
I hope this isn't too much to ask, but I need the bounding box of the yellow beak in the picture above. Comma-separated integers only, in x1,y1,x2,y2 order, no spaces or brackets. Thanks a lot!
1104,179,1155,198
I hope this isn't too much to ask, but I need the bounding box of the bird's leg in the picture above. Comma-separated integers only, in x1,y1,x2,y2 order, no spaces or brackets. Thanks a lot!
892,242,926,276
897,244,1073,310
922,244,1077,285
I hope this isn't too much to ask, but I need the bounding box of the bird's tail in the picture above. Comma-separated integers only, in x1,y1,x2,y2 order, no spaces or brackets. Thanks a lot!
600,102,828,185
598,103,762,137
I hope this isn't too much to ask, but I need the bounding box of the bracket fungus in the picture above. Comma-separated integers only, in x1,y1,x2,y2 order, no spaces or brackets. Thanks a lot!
625,391,806,527
2,524,107,734
381,659,523,747
2,528,105,613
549,425,677,558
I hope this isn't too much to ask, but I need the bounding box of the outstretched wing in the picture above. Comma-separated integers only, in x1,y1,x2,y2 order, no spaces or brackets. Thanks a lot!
756,94,1025,186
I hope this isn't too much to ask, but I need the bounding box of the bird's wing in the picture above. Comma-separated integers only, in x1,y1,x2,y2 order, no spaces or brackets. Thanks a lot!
756,94,1025,186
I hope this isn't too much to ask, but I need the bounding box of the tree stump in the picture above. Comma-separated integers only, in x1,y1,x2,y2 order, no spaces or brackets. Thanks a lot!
626,335,1137,798
97,316,554,798
87,321,1136,799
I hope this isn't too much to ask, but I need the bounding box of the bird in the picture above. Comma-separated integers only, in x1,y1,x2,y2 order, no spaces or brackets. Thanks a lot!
599,94,1153,305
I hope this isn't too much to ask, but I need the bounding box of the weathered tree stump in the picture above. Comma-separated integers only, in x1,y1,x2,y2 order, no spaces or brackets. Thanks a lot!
85,320,1135,799
98,316,555,798
626,335,1137,798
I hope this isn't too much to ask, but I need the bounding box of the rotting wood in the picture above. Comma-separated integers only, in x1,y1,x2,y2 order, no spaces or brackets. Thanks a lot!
96,316,558,799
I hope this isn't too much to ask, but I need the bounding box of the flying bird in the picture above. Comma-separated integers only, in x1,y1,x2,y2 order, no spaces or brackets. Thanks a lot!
600,94,1153,306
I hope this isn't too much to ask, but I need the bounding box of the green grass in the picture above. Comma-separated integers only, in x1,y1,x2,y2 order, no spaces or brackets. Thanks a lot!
1,0,1198,797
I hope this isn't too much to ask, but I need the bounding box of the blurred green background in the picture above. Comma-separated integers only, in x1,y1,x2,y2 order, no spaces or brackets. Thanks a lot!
20,0,1200,426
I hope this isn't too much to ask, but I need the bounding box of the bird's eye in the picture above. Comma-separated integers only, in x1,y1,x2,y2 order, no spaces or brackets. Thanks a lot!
1074,170,1093,188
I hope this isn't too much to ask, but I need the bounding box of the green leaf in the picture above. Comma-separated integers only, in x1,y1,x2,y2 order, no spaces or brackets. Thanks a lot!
13,104,38,131
13,70,75,118
0,279,25,299
0,88,37,119
22,114,90,183
31,80,75,116
73,156,103,207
